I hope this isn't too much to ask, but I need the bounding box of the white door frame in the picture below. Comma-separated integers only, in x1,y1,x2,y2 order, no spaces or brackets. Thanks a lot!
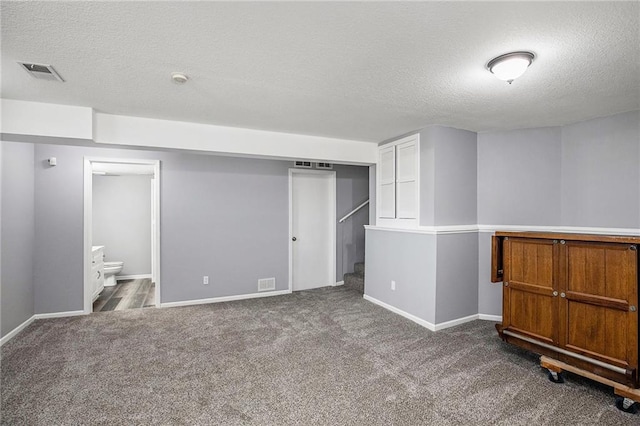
83,157,161,314
288,168,337,292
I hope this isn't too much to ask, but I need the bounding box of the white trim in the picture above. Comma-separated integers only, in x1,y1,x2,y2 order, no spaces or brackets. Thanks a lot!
116,274,152,281
433,314,480,331
477,224,640,235
288,169,337,292
365,224,640,236
335,280,345,286
84,157,161,314
0,315,35,347
363,295,482,332
34,310,85,320
363,294,436,331
479,314,502,322
161,289,292,308
364,224,478,235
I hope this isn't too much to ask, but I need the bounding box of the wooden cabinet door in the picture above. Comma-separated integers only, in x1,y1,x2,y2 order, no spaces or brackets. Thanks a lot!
560,241,638,372
503,237,559,345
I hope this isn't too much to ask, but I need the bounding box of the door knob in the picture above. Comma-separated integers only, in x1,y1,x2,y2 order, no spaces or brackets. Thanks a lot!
292,237,297,241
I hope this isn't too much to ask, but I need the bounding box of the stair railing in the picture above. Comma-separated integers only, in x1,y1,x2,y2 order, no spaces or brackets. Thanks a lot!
339,199,369,223
338,199,369,281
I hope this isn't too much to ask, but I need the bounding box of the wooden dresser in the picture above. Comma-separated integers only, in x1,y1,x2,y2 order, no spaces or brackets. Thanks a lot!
491,231,640,412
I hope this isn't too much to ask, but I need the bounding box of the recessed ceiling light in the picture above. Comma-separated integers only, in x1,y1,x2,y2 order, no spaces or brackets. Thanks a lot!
487,51,535,84
171,72,189,84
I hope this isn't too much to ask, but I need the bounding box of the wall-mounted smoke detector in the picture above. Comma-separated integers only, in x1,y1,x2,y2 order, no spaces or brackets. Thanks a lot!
18,62,64,82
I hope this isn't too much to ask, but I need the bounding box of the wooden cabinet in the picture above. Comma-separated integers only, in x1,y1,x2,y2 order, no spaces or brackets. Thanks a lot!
492,232,640,403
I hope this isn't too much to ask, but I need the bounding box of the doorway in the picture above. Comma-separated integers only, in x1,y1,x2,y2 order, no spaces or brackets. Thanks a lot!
289,169,336,291
83,158,160,314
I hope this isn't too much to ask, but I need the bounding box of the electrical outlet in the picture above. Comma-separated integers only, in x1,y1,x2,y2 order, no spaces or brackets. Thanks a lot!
203,276,209,285
391,280,396,291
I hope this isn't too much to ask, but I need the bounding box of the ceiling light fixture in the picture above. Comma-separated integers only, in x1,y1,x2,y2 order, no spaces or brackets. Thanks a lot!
171,72,189,84
487,51,535,84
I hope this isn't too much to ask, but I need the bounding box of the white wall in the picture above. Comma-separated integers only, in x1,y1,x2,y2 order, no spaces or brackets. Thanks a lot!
93,175,152,276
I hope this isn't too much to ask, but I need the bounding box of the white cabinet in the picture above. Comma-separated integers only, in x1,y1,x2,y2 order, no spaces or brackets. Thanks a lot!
91,246,105,301
377,134,420,227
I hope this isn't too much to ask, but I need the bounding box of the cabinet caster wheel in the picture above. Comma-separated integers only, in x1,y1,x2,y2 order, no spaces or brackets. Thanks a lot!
615,397,638,414
547,370,564,383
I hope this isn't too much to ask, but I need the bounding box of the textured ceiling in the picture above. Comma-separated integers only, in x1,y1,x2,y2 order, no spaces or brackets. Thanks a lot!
2,1,639,142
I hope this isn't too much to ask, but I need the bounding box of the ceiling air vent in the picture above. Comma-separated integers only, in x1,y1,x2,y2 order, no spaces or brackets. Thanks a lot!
316,162,332,169
18,62,64,82
294,161,312,168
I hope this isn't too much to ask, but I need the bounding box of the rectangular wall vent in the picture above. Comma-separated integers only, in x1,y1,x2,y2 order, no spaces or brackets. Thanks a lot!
18,62,64,82
258,278,276,292
294,161,312,168
316,162,333,169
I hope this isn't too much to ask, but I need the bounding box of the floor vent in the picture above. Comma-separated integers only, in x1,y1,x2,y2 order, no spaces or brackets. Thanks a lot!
294,161,312,168
258,278,276,292
316,162,332,169
18,62,64,82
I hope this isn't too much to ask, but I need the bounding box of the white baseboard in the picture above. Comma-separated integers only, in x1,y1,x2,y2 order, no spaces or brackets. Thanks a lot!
116,274,152,281
335,280,344,286
161,289,292,308
479,314,502,322
0,315,35,347
34,310,86,320
363,294,438,331
433,314,480,331
363,295,501,332
1,309,91,346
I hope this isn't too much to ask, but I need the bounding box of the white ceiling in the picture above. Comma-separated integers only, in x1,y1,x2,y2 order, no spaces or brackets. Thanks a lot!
2,1,638,142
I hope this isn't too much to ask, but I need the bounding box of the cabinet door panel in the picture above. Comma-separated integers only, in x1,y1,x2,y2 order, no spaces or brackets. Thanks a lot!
566,301,629,366
503,238,557,344
562,241,638,368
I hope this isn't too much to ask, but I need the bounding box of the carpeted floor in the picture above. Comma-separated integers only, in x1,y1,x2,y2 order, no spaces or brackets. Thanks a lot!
1,287,637,425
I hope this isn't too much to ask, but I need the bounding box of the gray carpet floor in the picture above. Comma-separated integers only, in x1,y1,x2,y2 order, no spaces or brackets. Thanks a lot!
1,287,638,425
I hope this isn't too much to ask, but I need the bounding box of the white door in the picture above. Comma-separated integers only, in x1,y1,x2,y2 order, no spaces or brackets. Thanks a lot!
291,170,336,291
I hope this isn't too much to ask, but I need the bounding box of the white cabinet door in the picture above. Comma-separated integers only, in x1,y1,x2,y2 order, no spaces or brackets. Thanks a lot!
396,141,417,219
379,146,396,218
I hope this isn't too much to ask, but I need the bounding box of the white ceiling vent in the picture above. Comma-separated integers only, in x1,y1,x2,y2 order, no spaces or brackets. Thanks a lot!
294,161,312,168
316,162,332,169
18,62,64,82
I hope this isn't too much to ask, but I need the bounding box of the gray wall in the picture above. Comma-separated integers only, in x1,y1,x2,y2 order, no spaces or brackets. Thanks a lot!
561,110,640,228
335,164,369,281
0,141,369,315
436,233,478,323
1,142,35,337
477,111,640,316
477,127,562,226
365,229,437,324
93,174,152,276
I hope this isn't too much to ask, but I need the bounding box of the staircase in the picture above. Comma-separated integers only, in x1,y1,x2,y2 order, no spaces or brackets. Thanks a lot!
343,262,365,293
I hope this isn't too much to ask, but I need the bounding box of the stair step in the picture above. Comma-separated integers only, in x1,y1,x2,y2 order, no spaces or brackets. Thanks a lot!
344,272,364,293
354,262,365,275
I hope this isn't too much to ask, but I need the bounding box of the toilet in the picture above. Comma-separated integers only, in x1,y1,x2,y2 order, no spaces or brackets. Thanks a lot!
103,261,124,287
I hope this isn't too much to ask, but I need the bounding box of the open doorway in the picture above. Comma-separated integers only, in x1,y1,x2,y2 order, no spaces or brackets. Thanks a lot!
83,158,160,314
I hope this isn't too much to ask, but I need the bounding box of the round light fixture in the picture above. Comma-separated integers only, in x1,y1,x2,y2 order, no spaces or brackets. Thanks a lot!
171,72,189,84
487,51,535,84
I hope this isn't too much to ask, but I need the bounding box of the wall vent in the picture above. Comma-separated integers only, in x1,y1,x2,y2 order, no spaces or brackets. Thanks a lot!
258,278,276,292
294,161,312,168
316,162,333,169
18,62,64,82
